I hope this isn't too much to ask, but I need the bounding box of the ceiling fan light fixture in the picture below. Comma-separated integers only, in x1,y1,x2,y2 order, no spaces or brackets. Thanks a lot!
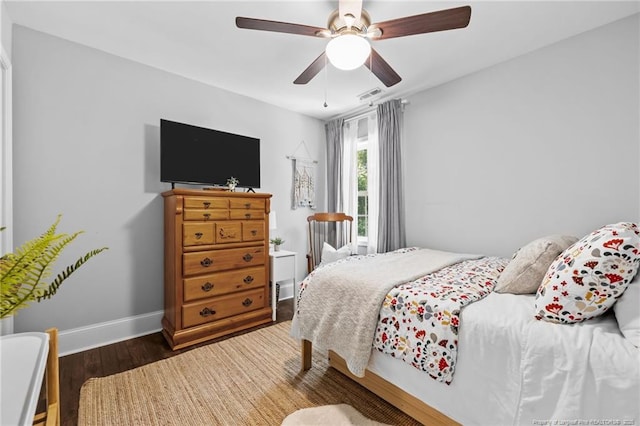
325,34,371,70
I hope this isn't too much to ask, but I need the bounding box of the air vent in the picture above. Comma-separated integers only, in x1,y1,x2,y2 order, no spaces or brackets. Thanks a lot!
358,87,383,102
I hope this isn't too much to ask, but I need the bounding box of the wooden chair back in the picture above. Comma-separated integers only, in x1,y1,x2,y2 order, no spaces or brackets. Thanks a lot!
306,212,353,273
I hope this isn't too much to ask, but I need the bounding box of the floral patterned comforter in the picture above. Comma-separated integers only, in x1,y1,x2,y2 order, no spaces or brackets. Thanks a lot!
372,256,508,384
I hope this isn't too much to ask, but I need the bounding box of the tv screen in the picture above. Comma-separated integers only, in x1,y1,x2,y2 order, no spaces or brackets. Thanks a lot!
160,119,261,189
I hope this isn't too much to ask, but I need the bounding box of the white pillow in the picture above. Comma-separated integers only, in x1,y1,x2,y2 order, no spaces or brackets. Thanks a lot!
495,235,578,294
535,222,640,324
319,242,351,266
614,272,640,347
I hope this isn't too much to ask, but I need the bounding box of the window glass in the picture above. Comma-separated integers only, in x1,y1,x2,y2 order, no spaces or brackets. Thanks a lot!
344,113,377,250
357,131,368,238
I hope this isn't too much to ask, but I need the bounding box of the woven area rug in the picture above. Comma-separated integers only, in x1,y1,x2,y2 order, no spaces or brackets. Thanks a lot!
78,321,420,426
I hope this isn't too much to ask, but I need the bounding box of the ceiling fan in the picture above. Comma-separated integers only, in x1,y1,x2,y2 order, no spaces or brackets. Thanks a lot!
236,0,471,88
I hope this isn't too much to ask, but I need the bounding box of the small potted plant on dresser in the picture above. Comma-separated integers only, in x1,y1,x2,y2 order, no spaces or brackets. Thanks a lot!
0,215,107,334
226,177,239,192
269,237,285,252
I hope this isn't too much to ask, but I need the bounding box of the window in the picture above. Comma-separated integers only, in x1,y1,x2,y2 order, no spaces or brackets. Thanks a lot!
343,113,378,253
357,137,368,238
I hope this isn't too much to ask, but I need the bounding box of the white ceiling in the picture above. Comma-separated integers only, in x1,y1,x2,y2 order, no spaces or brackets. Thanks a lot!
5,1,640,120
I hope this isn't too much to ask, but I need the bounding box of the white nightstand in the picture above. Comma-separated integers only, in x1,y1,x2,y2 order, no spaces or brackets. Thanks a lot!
269,250,296,321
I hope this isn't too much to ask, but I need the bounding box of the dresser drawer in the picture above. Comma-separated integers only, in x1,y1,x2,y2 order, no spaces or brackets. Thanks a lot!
183,267,265,302
183,246,266,276
184,197,228,210
215,222,242,244
183,223,214,246
229,198,266,211
229,210,265,220
183,209,228,221
242,222,264,242
182,288,265,328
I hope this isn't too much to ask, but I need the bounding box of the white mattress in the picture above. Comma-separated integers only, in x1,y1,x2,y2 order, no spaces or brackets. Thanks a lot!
368,293,640,426
294,292,640,425
367,292,530,425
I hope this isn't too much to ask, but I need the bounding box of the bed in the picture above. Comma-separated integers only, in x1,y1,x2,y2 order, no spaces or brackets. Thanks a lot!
291,223,640,425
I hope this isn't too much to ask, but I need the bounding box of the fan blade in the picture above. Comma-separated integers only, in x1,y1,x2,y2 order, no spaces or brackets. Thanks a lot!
294,52,327,85
236,17,330,37
370,5,471,40
365,48,401,87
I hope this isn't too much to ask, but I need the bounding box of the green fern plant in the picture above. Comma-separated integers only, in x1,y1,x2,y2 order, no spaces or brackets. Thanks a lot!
0,215,108,319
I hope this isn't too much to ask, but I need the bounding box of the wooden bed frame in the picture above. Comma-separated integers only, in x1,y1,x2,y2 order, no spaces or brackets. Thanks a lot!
301,339,460,426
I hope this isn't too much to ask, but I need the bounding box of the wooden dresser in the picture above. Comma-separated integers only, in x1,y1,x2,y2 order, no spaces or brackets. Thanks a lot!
162,189,273,350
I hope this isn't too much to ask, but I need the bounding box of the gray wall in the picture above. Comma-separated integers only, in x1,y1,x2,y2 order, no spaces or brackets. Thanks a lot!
404,14,640,257
12,25,325,333
1,1,11,57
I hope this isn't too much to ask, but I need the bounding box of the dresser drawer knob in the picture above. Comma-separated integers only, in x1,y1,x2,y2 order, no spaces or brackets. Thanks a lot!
203,201,211,209
200,307,216,317
203,213,211,220
201,282,214,292
250,230,257,236
195,232,203,239
244,203,251,209
242,253,253,262
245,213,251,219
243,275,254,284
201,257,213,267
242,298,253,307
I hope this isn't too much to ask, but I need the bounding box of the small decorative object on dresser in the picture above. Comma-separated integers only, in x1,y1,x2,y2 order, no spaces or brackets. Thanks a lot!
162,189,273,350
226,176,239,192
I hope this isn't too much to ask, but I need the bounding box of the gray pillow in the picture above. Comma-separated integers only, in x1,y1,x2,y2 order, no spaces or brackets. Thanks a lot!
494,235,578,294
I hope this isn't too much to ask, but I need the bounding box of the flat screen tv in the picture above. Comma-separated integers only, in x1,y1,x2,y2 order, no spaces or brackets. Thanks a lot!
160,119,260,189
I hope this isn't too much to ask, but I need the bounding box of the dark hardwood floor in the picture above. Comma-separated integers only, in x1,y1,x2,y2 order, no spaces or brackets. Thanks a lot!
53,299,294,426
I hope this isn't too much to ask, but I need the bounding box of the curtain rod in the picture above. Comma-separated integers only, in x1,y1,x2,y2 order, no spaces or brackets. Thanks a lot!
327,98,409,123
342,106,376,123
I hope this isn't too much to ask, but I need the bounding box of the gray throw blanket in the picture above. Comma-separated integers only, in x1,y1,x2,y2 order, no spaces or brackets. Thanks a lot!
295,248,481,377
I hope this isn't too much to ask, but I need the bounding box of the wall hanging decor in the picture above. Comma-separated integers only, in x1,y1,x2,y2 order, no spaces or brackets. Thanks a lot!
287,141,317,210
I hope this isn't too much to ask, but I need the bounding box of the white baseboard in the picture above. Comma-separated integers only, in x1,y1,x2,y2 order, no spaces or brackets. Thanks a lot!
58,284,298,357
58,310,163,356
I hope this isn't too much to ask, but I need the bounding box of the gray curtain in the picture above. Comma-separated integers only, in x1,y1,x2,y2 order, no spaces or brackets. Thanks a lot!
377,99,406,252
325,118,344,213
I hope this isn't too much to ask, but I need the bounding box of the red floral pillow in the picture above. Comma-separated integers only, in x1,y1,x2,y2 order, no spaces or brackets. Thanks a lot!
535,222,640,324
